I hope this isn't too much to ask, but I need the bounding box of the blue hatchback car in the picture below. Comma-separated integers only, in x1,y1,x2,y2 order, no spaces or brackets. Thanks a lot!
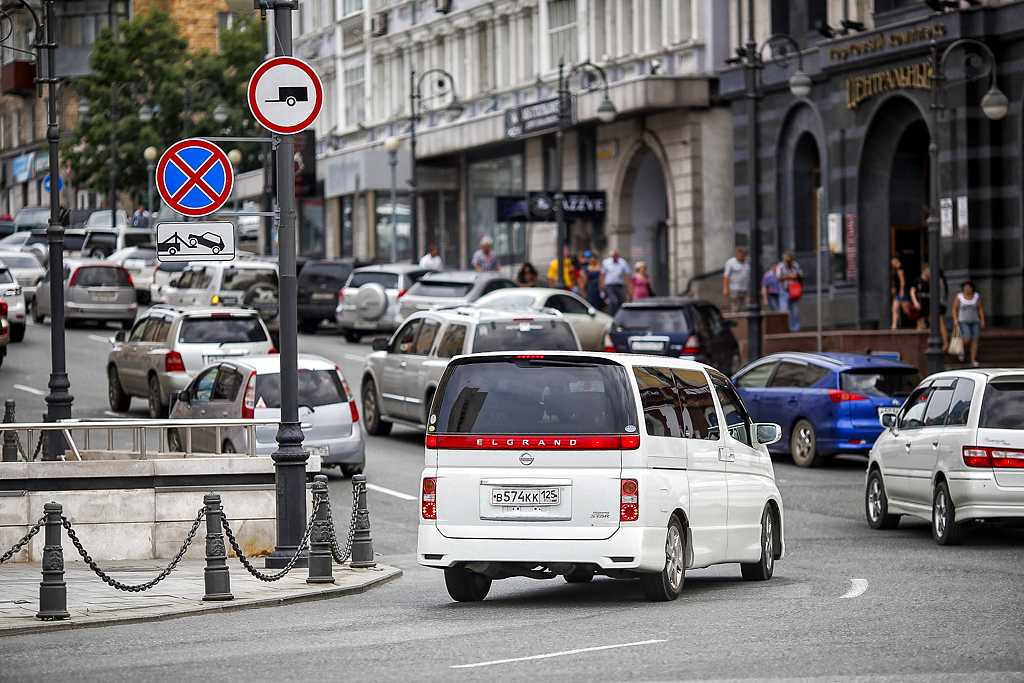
732,352,921,467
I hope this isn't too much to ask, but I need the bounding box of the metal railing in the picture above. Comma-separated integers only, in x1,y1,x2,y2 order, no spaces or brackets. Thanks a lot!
0,418,281,461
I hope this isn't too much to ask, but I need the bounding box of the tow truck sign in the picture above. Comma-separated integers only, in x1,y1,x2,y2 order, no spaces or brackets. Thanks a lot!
157,222,235,262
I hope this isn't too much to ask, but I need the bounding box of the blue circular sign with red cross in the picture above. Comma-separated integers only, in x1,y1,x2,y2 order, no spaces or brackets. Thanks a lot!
156,138,234,217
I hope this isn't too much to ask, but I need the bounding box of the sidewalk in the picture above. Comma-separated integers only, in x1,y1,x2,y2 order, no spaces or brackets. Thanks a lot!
0,559,401,636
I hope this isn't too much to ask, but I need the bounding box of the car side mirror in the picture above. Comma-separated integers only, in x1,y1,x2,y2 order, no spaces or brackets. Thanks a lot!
880,413,896,429
755,423,782,446
114,330,127,344
371,337,389,351
588,308,596,316
706,426,720,441
177,390,190,405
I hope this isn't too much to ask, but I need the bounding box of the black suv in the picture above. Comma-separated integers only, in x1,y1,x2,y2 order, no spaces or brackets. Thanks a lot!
297,258,370,333
605,298,742,374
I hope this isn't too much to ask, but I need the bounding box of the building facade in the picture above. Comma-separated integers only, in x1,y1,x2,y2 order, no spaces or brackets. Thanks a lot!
721,0,1024,329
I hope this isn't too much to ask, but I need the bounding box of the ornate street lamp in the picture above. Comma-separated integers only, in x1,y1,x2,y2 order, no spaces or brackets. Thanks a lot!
183,78,229,137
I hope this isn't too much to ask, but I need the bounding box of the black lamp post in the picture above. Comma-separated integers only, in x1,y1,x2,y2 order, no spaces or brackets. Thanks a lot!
183,78,229,137
553,60,616,289
408,69,463,263
925,38,1007,376
741,13,812,362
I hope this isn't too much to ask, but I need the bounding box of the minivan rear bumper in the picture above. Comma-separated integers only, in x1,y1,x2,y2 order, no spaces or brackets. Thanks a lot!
417,523,667,572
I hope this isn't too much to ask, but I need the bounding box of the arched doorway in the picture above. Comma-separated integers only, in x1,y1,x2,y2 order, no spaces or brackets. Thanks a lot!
791,133,822,257
627,149,669,296
888,120,930,304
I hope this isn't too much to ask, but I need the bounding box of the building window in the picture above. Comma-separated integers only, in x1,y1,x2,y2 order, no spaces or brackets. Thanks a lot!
807,0,827,31
341,195,354,257
771,0,790,35
344,64,365,127
375,193,411,261
549,0,578,68
343,0,363,16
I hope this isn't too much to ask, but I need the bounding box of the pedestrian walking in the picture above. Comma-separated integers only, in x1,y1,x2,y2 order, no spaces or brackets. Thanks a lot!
419,244,442,270
516,262,538,287
132,205,148,228
911,264,948,347
761,263,780,312
548,254,576,290
952,281,985,366
890,257,907,330
776,252,804,331
722,247,751,313
632,261,654,300
471,236,500,272
600,250,633,315
580,252,604,310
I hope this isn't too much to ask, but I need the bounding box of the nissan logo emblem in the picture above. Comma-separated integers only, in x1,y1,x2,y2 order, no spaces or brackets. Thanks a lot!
519,452,534,466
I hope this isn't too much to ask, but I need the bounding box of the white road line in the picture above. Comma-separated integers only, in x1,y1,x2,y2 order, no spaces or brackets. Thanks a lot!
451,639,667,669
839,578,869,599
344,353,367,363
13,384,45,396
366,483,417,501
88,334,112,343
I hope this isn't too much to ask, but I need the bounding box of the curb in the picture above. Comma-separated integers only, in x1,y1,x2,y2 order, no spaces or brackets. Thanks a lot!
0,565,401,637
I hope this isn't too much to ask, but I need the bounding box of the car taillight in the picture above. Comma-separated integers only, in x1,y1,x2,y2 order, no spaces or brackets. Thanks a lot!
426,434,437,448
124,270,133,288
164,351,186,373
68,269,78,287
828,389,869,403
620,479,639,522
682,335,700,354
603,334,616,353
963,446,1024,468
0,301,7,317
349,397,359,423
397,288,407,299
338,289,345,302
268,347,278,354
431,435,640,450
242,372,257,419
422,477,437,519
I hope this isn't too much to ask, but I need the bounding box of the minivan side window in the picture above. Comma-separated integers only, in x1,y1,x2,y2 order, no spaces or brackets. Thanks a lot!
673,369,718,440
192,367,219,401
946,378,975,426
736,361,777,388
923,384,955,427
128,318,151,343
899,386,933,430
634,367,685,438
769,361,806,388
390,319,422,354
413,319,441,355
712,379,752,446
436,324,467,358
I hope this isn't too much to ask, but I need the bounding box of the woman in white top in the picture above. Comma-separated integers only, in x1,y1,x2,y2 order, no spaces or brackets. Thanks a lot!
952,281,985,367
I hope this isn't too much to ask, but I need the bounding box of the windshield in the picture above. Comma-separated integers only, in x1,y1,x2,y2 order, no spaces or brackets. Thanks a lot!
85,211,128,228
0,254,40,268
979,382,1024,430
300,262,353,286
348,272,399,289
178,317,267,343
477,292,536,307
435,359,637,435
0,269,13,284
14,208,49,229
406,281,474,298
255,370,347,408
72,266,131,287
840,369,921,398
613,307,689,332
221,268,277,292
472,319,578,353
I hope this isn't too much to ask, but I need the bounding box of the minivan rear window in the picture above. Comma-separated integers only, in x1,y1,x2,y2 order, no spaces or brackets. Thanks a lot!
73,266,131,287
435,359,637,434
840,369,920,398
613,307,689,332
406,281,473,298
348,272,399,289
979,382,1024,430
255,370,347,408
300,262,353,286
178,317,267,343
221,268,277,292
472,319,578,353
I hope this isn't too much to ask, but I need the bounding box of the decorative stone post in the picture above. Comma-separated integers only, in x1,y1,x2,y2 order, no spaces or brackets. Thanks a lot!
350,475,375,568
202,493,233,601
36,501,69,620
306,475,335,584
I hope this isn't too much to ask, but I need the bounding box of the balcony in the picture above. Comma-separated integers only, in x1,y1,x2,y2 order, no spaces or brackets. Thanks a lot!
1,60,36,97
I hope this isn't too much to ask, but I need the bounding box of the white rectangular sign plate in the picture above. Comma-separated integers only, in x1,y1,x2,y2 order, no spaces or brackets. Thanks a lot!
157,222,235,262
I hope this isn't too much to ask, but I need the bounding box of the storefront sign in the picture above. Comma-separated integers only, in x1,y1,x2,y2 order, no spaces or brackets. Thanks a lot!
941,197,954,238
504,95,572,139
829,23,946,61
827,212,842,253
844,212,857,281
957,196,968,239
496,191,606,222
846,62,931,109
11,152,34,183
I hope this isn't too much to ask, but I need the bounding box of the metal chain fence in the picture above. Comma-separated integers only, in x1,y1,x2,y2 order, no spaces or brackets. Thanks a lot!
61,507,206,592
0,515,45,565
221,500,319,582
326,478,362,564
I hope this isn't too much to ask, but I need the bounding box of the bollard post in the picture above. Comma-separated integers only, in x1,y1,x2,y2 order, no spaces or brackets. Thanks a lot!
306,475,335,584
350,474,376,568
2,400,17,462
202,493,233,601
36,502,70,620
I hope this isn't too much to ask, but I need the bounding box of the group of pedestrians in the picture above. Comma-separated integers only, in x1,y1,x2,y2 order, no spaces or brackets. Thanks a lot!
723,247,805,331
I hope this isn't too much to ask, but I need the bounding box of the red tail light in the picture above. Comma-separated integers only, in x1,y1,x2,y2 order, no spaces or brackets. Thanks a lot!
164,350,186,373
431,434,640,450
397,288,407,299
620,479,639,522
242,372,257,419
426,434,437,448
682,335,700,354
964,446,1024,468
349,397,359,423
338,289,344,302
422,477,437,519
603,334,616,353
268,347,278,354
828,389,869,403
0,301,7,317
68,268,78,287
123,269,133,288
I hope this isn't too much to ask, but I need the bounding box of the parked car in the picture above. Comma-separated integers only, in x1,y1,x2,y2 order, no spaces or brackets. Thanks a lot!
0,250,44,305
33,260,136,329
17,228,88,266
0,266,26,342
167,353,365,475
235,200,262,242
866,368,1024,545
13,205,52,231
83,209,130,230
418,351,785,602
336,264,430,342
733,352,921,467
148,260,190,304
472,286,614,351
0,232,31,250
360,306,582,435
604,298,742,374
107,305,275,418
0,221,14,238
396,270,518,322
106,246,158,303
297,258,371,333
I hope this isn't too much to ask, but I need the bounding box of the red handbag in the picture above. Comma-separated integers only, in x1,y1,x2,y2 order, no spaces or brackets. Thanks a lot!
788,280,803,301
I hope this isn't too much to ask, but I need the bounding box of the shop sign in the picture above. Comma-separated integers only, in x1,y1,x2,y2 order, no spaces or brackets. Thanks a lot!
957,196,968,239
846,62,931,110
829,23,947,62
941,197,954,238
496,191,606,222
504,95,572,139
844,212,857,281
11,152,34,183
33,151,49,174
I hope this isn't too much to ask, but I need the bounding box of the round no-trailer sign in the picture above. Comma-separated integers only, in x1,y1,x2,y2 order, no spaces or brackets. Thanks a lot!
156,138,234,217
248,56,323,134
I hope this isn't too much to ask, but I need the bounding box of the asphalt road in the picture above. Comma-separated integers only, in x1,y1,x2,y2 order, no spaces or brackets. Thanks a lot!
2,319,1023,682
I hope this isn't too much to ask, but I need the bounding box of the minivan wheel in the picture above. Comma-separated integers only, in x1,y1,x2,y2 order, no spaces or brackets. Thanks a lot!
222,439,236,454
790,419,822,467
31,299,43,324
361,379,392,436
933,481,967,546
343,330,362,343
639,516,686,601
741,505,777,581
865,469,901,530
148,375,166,419
444,566,492,602
167,429,183,453
107,366,131,412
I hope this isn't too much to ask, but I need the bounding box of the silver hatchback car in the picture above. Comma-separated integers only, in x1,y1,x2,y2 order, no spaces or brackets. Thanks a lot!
34,260,137,328
168,353,365,475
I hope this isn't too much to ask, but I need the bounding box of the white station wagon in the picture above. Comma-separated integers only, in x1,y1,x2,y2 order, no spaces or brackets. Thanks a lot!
418,351,786,602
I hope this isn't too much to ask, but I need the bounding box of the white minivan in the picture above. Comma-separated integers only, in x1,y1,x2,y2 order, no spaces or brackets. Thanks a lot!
418,351,786,602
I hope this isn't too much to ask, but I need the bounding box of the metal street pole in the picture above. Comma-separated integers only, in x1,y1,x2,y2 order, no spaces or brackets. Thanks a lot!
408,69,418,263
109,82,119,229
744,0,762,362
265,0,307,569
926,41,944,377
554,62,566,290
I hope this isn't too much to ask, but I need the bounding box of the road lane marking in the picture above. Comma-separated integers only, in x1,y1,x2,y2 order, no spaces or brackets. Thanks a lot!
451,639,667,669
344,353,367,363
366,483,416,501
13,384,45,396
88,334,112,343
839,578,868,599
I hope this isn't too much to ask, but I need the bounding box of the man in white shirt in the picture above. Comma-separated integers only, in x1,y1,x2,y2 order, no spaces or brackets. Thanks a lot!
419,245,442,270
599,250,633,315
722,247,751,312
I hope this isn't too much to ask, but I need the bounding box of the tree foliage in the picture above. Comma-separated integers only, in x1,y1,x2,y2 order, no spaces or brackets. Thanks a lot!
62,9,265,205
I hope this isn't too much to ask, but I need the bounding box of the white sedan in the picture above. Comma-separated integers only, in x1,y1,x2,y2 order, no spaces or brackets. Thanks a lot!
0,264,26,342
471,287,612,351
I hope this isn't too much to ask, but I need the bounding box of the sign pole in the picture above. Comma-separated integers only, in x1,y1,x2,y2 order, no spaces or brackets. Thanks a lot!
264,0,307,569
